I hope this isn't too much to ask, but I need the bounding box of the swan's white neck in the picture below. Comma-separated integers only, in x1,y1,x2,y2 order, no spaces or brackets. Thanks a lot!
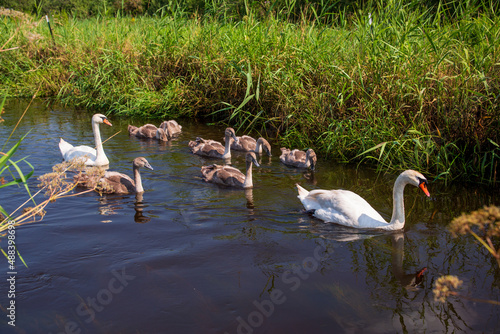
243,160,253,188
92,119,109,166
389,175,408,229
134,165,144,193
391,234,405,278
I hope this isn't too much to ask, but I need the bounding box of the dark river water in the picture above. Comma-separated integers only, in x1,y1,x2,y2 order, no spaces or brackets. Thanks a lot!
1,99,499,333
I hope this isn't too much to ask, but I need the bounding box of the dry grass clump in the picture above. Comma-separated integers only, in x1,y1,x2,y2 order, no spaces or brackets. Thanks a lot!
433,274,500,305
39,157,118,196
38,158,87,195
434,205,500,306
448,205,500,238
73,165,117,195
22,206,45,218
0,6,44,55
448,205,500,267
0,7,33,22
38,171,73,195
0,7,40,36
433,275,463,303
0,158,94,234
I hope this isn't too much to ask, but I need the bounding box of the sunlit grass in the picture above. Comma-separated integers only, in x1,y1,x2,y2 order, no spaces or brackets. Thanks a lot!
0,1,499,183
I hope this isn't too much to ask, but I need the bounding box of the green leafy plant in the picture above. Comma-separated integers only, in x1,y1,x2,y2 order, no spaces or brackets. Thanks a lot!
1,1,499,184
0,95,93,268
0,133,35,220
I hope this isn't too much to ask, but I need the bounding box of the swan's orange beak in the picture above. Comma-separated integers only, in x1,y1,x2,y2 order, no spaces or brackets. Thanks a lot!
419,182,430,197
103,119,112,126
416,267,427,278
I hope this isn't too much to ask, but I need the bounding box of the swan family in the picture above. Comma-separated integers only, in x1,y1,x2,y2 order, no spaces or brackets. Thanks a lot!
59,114,430,231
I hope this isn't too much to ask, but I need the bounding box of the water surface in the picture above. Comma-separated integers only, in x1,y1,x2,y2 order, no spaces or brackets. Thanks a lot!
1,100,499,333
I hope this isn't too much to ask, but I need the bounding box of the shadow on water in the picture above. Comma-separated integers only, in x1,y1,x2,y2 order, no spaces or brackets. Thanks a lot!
1,99,499,333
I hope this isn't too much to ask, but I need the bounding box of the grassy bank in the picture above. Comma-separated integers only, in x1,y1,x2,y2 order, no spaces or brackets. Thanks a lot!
1,1,499,184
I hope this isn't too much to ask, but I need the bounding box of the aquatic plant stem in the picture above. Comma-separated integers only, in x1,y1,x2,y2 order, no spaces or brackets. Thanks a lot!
100,130,121,146
468,230,500,267
451,291,500,306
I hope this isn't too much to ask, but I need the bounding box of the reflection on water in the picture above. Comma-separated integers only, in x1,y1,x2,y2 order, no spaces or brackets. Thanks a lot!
244,189,254,209
134,192,151,224
0,99,499,333
391,233,427,289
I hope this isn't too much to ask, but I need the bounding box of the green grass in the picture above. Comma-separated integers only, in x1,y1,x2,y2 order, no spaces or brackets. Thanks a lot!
0,1,499,183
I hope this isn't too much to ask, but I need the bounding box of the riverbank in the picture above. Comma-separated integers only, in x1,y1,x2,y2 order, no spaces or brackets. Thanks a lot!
1,4,499,183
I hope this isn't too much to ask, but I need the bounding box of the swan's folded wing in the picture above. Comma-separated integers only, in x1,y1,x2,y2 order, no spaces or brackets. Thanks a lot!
201,164,219,180
201,143,224,156
138,124,158,138
281,149,306,167
213,166,245,186
104,171,135,193
308,189,388,227
59,138,74,157
291,150,306,163
237,136,257,151
166,120,182,135
63,145,97,163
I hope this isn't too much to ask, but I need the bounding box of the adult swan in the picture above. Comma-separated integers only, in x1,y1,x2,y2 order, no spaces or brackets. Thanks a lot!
296,170,430,230
59,114,112,166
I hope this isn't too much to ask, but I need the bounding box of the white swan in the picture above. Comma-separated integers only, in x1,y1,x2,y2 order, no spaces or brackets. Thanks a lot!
201,152,260,188
75,157,153,194
296,170,430,230
59,114,112,166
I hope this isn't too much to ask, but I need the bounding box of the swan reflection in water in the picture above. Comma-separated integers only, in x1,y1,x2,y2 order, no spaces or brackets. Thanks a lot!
305,222,427,289
134,192,151,224
94,192,151,224
391,233,427,289
245,188,254,209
